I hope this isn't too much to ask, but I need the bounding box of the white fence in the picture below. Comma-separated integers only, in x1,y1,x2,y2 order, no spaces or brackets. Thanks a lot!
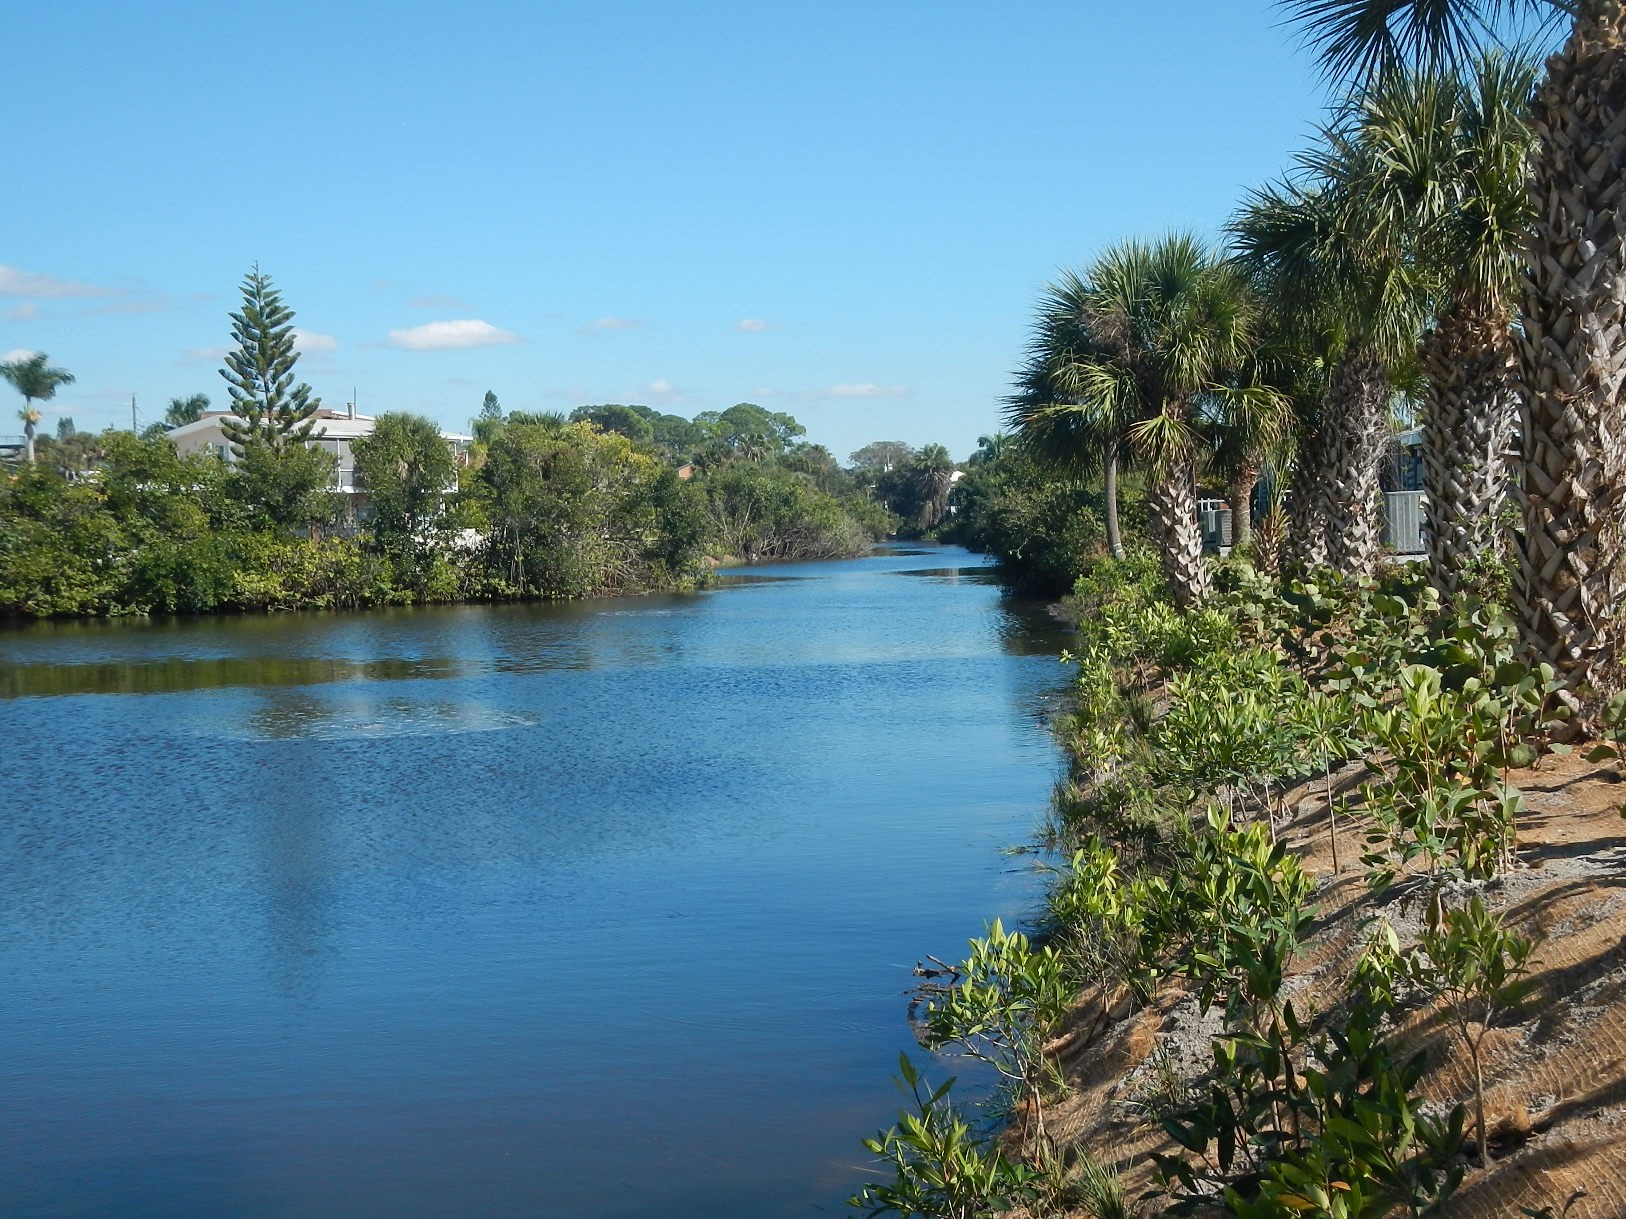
1382,491,1425,555
1196,491,1427,556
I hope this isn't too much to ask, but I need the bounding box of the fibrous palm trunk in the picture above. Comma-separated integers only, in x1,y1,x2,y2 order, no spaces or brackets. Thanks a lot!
22,413,36,464
1149,454,1209,607
1320,345,1392,579
1419,302,1518,601
1103,438,1125,560
1254,501,1285,577
1513,6,1626,710
1284,429,1332,571
1229,459,1260,549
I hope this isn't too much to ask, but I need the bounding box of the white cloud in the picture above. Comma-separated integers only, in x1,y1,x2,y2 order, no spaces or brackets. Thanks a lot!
388,319,521,351
734,318,778,333
4,302,39,321
180,345,231,365
3,348,41,364
0,265,114,299
641,379,686,403
580,316,642,335
829,383,912,398
294,328,340,354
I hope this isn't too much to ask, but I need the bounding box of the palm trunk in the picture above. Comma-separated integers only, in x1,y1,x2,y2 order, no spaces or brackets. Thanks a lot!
1103,438,1124,560
1149,454,1209,608
1229,461,1259,549
1419,302,1518,602
23,414,36,464
1284,427,1332,571
1253,499,1285,577
1512,5,1626,712
1321,345,1392,579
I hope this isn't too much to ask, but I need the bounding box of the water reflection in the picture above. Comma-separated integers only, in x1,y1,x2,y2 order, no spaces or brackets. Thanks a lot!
240,691,537,741
889,566,1002,582
0,655,463,699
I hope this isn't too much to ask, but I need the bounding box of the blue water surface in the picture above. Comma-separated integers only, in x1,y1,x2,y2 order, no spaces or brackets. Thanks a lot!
0,545,1071,1219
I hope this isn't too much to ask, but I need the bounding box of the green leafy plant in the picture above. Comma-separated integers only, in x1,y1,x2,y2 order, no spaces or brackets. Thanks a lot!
915,920,1074,1143
1155,1009,1465,1218
1138,809,1315,1031
1404,897,1538,1169
1292,690,1361,873
851,1053,1050,1219
1357,664,1524,888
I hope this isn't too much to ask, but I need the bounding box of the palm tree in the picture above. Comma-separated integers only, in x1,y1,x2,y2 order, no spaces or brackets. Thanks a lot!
164,393,211,429
1009,235,1274,606
1204,393,1292,551
1209,315,1317,550
0,352,75,464
1281,0,1626,713
968,431,1012,466
909,443,957,531
1007,281,1137,561
1232,127,1431,580
1329,58,1538,598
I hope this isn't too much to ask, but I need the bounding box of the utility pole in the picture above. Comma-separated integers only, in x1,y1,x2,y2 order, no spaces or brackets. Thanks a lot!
131,394,137,433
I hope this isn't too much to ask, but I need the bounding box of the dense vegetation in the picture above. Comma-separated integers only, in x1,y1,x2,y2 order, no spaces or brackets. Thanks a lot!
0,408,918,618
0,275,966,620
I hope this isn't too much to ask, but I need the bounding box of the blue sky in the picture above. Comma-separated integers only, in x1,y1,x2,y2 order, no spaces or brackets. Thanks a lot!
4,1,1328,461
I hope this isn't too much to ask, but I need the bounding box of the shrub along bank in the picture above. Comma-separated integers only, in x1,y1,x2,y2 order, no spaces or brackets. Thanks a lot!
0,416,897,619
851,555,1626,1219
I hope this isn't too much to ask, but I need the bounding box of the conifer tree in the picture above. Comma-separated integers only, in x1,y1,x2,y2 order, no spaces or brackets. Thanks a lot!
218,265,323,456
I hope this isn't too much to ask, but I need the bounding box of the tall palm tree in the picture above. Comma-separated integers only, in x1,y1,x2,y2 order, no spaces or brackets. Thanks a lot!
1330,58,1538,598
0,352,75,464
1007,280,1137,561
1009,235,1274,606
909,443,957,531
1232,127,1432,580
1281,0,1626,712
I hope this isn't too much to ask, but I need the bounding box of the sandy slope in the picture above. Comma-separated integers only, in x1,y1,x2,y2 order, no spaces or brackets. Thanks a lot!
1035,754,1626,1218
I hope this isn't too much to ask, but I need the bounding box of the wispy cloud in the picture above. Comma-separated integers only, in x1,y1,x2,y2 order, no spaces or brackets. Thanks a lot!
3,348,42,364
388,319,521,351
828,383,912,398
0,265,115,299
294,329,340,354
180,344,231,365
734,318,778,333
408,293,470,310
3,302,38,321
580,316,642,336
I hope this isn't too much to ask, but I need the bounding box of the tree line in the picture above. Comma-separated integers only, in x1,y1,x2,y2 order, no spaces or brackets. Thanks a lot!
0,269,970,619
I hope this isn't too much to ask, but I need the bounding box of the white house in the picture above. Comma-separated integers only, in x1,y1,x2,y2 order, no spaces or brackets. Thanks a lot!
167,407,473,514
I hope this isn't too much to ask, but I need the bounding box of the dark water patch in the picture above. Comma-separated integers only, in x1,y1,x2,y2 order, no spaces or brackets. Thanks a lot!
0,655,467,699
708,571,812,587
889,565,1003,582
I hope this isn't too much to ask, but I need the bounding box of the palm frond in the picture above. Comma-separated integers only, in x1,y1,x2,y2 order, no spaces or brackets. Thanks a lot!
1279,0,1563,82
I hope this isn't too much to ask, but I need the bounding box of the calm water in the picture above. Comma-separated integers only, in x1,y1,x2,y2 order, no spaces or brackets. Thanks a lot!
0,545,1072,1219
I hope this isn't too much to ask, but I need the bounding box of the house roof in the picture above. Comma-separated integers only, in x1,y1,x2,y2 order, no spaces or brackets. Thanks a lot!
166,410,471,444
